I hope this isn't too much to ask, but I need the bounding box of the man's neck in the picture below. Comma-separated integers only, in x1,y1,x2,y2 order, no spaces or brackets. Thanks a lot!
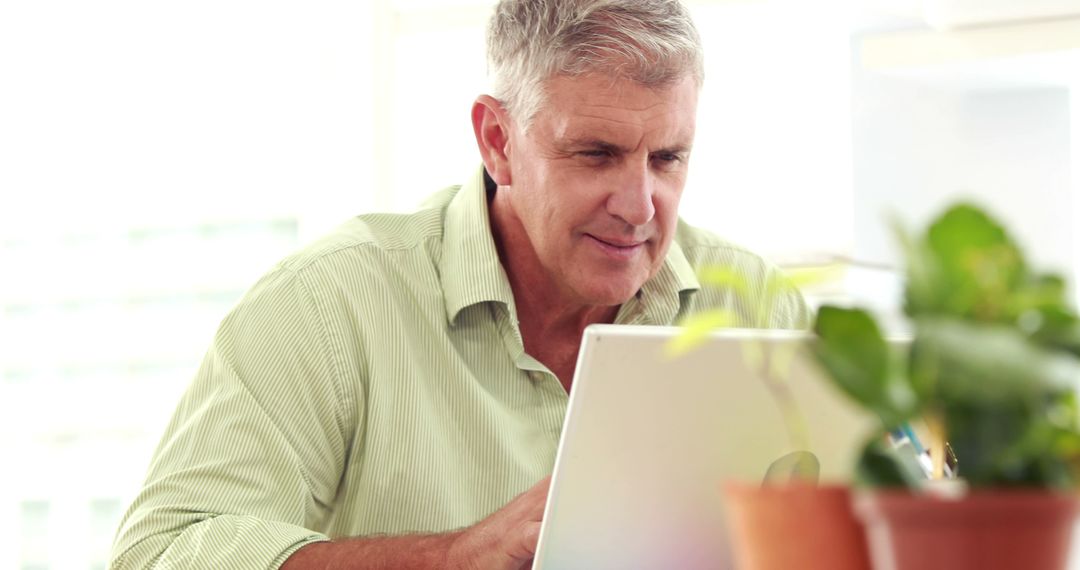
489,186,620,388
510,277,617,393
512,278,619,344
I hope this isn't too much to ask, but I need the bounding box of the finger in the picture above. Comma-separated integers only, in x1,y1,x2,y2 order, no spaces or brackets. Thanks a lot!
521,520,542,554
529,496,547,520
508,520,543,560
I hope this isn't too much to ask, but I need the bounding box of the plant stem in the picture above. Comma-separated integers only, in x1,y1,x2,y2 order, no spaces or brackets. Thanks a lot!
926,409,946,479
754,341,810,451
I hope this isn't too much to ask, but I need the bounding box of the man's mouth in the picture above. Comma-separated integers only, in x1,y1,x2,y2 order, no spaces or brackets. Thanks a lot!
590,235,644,248
585,234,647,257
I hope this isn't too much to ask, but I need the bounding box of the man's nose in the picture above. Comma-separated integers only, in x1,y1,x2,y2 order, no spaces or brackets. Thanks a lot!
606,161,656,227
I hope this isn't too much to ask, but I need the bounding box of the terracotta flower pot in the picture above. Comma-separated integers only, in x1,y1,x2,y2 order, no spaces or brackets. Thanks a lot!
854,490,1079,570
723,483,872,570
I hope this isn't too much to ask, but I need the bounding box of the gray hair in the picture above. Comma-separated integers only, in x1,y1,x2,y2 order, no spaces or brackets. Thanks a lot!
486,0,704,128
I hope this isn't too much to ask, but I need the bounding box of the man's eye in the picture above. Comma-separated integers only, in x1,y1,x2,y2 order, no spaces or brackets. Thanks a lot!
579,150,610,158
651,153,684,170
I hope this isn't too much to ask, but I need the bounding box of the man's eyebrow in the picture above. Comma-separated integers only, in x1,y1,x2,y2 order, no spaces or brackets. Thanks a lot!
652,144,692,155
560,137,692,155
560,137,629,153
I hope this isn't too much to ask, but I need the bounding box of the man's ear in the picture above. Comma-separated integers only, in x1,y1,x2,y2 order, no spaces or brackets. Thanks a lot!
472,95,513,186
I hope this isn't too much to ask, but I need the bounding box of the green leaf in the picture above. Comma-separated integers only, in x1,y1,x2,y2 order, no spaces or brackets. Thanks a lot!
855,437,924,489
811,306,915,427
777,262,842,289
893,216,943,318
1012,273,1068,312
1027,308,1080,357
696,266,751,298
1013,277,1080,357
946,400,1078,488
912,317,1080,405
945,400,1031,485
666,309,739,357
920,204,1026,321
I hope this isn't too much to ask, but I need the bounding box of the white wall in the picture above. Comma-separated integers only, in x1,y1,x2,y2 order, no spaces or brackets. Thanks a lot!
383,22,489,213
0,1,379,242
1073,88,1080,303
852,74,1073,275
849,63,1074,324
679,2,856,259
849,9,1080,317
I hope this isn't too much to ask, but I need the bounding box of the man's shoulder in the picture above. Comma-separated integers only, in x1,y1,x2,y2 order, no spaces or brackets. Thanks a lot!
673,218,811,330
280,188,462,275
673,218,772,274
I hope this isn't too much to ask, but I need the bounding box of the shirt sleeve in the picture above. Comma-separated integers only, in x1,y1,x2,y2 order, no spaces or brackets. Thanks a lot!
110,265,356,569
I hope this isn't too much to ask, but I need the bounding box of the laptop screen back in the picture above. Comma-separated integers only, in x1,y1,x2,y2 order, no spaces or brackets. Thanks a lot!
533,325,881,570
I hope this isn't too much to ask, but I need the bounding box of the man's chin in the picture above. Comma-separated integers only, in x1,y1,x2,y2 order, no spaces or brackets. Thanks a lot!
576,280,645,308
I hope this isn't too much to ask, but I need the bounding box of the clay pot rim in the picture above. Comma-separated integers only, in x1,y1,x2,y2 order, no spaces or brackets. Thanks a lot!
724,481,852,490
855,487,1079,502
722,481,855,497
852,487,1080,524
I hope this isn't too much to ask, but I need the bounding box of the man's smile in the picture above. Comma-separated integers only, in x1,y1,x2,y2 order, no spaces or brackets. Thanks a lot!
584,233,647,259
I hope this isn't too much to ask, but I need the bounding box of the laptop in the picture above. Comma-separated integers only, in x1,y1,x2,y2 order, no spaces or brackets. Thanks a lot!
532,324,884,570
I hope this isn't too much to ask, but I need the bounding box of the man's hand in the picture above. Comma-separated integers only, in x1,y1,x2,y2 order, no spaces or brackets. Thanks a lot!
449,475,551,570
282,476,552,570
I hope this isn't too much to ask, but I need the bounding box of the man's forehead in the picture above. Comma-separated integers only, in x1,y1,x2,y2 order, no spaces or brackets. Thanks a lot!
550,73,698,105
540,74,699,136
547,103,697,149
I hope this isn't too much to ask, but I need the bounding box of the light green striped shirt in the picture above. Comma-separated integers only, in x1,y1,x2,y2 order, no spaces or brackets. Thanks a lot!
110,167,809,569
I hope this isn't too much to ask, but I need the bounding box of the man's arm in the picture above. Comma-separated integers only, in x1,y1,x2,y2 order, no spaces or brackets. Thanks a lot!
110,263,551,569
281,476,549,570
110,267,353,568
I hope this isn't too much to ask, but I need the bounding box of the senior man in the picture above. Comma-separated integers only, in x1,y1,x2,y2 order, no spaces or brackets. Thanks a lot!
111,0,808,568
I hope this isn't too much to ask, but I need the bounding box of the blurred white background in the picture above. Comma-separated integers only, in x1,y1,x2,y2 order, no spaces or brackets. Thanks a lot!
3,0,1080,568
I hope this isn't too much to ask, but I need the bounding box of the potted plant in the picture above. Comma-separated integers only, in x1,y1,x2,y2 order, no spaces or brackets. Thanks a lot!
811,203,1080,570
671,264,875,570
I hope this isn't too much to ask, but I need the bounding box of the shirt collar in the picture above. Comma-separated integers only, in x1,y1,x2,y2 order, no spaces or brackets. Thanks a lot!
630,234,700,325
439,166,701,326
440,167,516,325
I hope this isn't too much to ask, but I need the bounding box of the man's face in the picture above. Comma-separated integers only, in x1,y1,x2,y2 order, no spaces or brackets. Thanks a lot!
500,73,698,307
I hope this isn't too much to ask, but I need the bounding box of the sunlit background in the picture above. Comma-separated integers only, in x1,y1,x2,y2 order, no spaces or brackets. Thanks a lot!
3,0,1080,567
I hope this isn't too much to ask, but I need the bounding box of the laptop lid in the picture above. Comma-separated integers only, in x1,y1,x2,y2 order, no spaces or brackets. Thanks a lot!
533,324,882,570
